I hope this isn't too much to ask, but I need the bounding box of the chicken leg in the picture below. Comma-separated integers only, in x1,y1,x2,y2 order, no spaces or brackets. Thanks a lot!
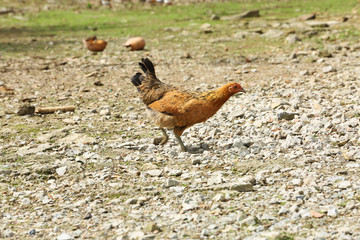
174,131,188,152
153,128,169,145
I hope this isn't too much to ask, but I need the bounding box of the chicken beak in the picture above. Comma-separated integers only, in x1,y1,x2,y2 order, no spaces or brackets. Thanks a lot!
235,88,246,96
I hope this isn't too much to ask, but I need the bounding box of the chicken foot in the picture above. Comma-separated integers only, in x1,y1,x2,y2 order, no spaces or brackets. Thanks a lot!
153,128,189,152
153,128,169,145
174,132,188,152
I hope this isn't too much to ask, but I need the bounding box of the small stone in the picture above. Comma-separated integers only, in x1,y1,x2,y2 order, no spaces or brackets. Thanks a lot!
72,229,82,238
345,201,356,210
183,75,192,81
261,213,276,221
277,112,297,120
42,195,51,204
289,204,299,213
304,173,317,186
263,29,285,38
227,183,253,192
200,228,210,237
60,133,95,145
128,231,145,240
322,66,336,73
126,198,138,205
278,206,289,216
84,212,92,219
300,70,310,76
3,229,14,238
200,23,212,33
318,49,332,58
94,80,103,86
141,234,156,240
210,14,220,20
289,52,297,59
327,208,339,217
282,135,302,148
213,193,226,202
238,175,256,185
239,216,258,226
310,210,324,218
337,180,352,189
315,231,331,239
285,35,301,44
29,229,36,236
138,197,147,205
147,169,163,177
192,159,201,165
312,101,323,113
207,173,224,185
300,13,316,21
261,231,282,238
17,103,35,116
181,52,192,59
99,108,111,116
145,222,162,233
229,110,244,119
306,21,330,27
169,170,182,176
271,99,289,109
57,232,74,240
221,10,260,20
253,119,262,127
168,233,178,239
56,166,67,176
165,179,179,188
21,198,31,205
182,202,199,212
292,178,302,186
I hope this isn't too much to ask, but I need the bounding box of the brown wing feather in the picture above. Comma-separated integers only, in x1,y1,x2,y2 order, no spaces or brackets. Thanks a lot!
147,90,192,116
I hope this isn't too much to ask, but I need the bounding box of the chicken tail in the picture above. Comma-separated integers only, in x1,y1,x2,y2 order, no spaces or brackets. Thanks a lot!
131,72,142,87
139,58,156,78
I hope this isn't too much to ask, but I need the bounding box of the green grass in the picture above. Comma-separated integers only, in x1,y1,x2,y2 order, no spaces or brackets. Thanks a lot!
3,0,359,34
0,0,359,57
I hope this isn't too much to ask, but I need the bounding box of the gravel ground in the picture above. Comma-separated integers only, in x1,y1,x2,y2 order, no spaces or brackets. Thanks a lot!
1,11,360,240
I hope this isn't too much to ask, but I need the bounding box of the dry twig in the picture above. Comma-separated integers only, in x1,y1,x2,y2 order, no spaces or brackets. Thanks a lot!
35,106,76,114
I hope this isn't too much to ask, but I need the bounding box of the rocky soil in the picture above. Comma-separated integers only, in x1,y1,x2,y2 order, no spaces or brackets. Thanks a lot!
1,6,360,240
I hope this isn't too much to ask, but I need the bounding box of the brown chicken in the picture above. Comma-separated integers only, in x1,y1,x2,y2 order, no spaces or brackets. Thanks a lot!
131,58,246,151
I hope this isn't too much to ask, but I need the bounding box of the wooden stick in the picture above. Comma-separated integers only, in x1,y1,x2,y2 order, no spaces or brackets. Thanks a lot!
35,106,76,114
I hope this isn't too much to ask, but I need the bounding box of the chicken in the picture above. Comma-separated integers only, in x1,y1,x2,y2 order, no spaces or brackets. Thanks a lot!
131,58,246,151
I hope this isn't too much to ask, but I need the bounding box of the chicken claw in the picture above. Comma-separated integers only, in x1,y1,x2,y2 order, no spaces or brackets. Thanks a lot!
153,128,169,145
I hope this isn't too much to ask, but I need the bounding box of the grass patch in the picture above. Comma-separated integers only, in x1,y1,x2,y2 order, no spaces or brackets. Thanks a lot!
13,123,42,133
0,0,359,57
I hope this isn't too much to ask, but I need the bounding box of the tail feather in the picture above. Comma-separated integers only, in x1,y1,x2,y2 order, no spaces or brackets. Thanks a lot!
131,72,142,87
139,62,147,74
139,58,156,77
